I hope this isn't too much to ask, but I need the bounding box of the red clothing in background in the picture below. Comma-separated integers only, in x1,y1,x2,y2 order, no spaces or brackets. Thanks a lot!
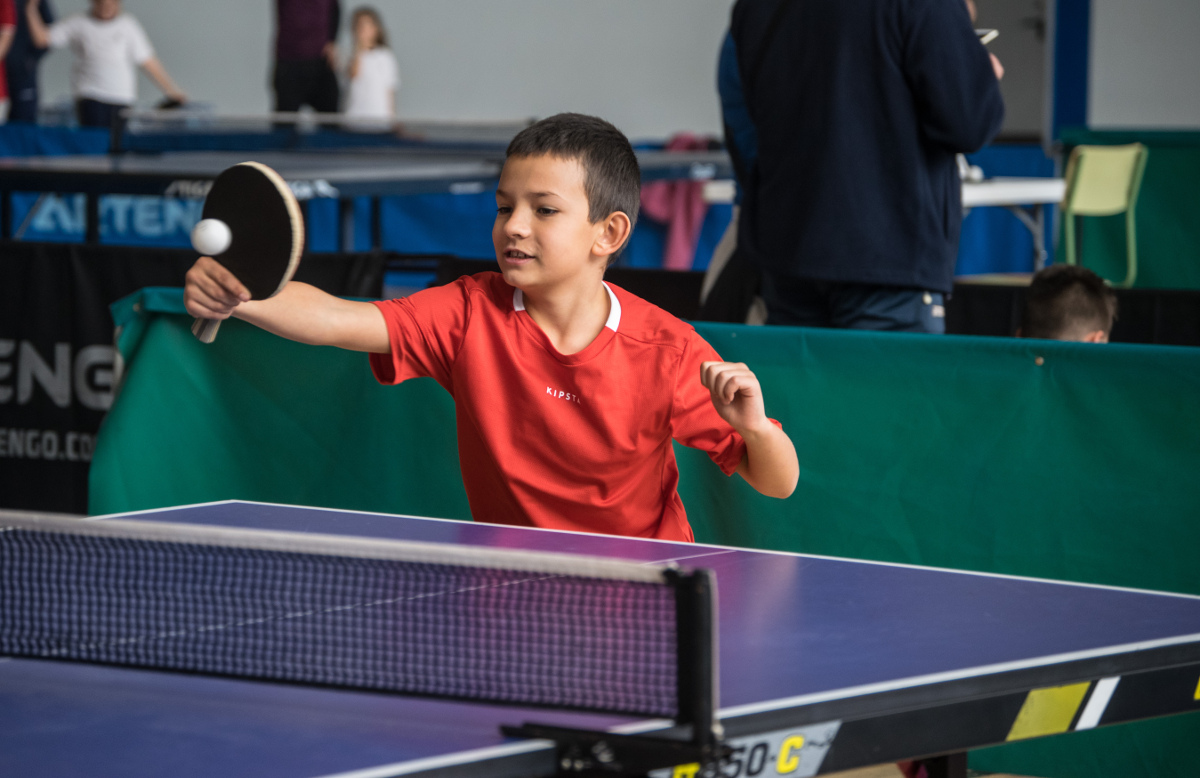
0,0,16,101
640,133,712,271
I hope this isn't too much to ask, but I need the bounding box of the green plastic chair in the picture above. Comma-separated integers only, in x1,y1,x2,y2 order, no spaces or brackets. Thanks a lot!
1062,142,1149,288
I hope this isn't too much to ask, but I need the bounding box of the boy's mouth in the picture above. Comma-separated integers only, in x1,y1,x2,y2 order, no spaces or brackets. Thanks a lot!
504,249,535,260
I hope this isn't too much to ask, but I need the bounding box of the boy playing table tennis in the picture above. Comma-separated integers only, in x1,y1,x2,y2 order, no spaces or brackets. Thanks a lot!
184,113,798,541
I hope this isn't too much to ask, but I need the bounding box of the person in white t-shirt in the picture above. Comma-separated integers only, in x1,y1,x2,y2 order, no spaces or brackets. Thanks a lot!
25,0,184,129
343,6,397,130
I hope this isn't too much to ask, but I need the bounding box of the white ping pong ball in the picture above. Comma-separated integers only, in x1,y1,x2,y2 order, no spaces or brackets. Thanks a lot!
191,218,232,256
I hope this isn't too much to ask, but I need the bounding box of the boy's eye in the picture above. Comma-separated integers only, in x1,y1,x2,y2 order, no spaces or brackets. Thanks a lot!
537,207,557,216
496,206,512,214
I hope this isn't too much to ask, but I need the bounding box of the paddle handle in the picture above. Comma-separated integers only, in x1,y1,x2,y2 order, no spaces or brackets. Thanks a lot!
191,317,222,344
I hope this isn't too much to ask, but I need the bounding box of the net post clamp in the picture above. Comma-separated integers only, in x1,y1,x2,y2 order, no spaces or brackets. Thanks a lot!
500,722,729,777
503,566,725,776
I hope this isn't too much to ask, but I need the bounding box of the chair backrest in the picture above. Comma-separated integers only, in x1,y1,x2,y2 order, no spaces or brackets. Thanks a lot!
1063,143,1148,216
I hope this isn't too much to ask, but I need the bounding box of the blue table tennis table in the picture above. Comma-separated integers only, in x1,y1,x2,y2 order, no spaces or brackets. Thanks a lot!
3,500,1199,778
0,147,732,249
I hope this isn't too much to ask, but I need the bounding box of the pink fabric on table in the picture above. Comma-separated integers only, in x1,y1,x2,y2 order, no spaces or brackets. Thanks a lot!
639,133,711,271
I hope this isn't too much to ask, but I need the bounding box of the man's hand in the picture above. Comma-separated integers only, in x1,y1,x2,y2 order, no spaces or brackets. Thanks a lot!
990,52,1004,80
700,361,770,435
184,256,249,321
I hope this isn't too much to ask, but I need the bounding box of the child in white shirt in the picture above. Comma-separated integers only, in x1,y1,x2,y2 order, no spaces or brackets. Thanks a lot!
343,6,397,130
25,0,184,129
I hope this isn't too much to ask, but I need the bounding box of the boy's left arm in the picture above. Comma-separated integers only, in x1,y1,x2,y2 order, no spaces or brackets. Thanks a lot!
701,361,799,499
141,57,186,104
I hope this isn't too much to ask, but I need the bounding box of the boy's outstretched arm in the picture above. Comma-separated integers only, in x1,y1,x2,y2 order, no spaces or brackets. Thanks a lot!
701,361,799,499
184,256,390,353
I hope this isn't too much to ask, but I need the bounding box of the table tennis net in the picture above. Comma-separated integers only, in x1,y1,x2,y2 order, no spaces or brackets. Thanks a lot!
0,514,704,719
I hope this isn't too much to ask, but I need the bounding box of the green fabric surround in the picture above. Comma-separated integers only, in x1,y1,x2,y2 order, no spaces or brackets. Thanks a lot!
1058,128,1200,290
93,289,1200,778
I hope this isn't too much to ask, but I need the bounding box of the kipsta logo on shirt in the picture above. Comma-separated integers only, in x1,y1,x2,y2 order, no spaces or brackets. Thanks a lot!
546,386,581,405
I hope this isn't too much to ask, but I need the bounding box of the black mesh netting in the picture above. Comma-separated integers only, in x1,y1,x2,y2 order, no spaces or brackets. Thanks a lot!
0,528,679,717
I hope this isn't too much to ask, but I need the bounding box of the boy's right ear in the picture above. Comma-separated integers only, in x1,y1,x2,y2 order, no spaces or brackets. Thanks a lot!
593,211,632,262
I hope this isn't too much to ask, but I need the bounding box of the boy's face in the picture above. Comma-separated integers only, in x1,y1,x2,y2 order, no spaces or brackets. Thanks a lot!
91,0,121,20
493,154,610,293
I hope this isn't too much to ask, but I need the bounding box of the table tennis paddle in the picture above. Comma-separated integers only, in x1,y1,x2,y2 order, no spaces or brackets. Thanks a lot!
191,161,304,344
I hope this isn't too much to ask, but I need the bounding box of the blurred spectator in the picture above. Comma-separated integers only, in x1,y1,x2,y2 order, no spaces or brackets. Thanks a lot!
5,0,51,123
343,6,397,129
0,0,15,122
274,0,341,115
25,0,186,130
697,29,764,323
1017,264,1117,343
730,0,1004,332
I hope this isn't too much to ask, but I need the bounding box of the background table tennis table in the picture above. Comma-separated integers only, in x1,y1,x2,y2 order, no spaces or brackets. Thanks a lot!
0,147,732,250
961,177,1067,270
3,501,1199,778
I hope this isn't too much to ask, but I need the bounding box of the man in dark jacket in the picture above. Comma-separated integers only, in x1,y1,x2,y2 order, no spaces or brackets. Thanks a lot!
731,0,1005,332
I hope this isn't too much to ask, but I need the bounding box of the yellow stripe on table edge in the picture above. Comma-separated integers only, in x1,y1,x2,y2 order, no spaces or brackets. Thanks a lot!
1006,682,1091,741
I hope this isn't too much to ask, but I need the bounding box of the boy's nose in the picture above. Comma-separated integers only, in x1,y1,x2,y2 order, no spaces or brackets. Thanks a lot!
505,208,532,237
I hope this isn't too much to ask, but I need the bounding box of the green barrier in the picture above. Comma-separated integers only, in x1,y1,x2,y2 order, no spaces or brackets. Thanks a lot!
93,289,1200,778
1059,128,1200,290
682,322,1200,594
100,289,470,520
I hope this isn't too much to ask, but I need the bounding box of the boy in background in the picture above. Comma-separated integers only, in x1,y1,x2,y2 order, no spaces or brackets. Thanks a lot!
184,113,799,542
24,0,185,129
1017,264,1118,343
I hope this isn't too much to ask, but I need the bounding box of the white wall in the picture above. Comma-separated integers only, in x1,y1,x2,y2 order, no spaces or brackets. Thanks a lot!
38,0,736,140
1089,0,1200,128
36,0,1200,140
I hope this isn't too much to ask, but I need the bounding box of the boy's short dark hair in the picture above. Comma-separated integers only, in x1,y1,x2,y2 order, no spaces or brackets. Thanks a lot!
506,114,640,257
1020,264,1118,340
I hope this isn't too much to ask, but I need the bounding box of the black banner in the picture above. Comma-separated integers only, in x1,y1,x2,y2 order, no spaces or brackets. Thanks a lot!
0,242,384,514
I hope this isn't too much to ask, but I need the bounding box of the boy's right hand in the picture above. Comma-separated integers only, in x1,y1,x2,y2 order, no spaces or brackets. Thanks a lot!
184,256,251,320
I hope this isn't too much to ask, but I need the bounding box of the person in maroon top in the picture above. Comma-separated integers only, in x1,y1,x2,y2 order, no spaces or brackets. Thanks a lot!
273,0,340,114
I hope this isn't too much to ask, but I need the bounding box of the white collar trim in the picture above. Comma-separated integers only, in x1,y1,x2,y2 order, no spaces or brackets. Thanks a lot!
512,283,622,332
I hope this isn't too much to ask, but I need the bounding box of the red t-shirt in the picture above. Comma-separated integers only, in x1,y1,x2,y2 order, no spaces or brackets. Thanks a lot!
370,272,763,542
0,0,14,101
